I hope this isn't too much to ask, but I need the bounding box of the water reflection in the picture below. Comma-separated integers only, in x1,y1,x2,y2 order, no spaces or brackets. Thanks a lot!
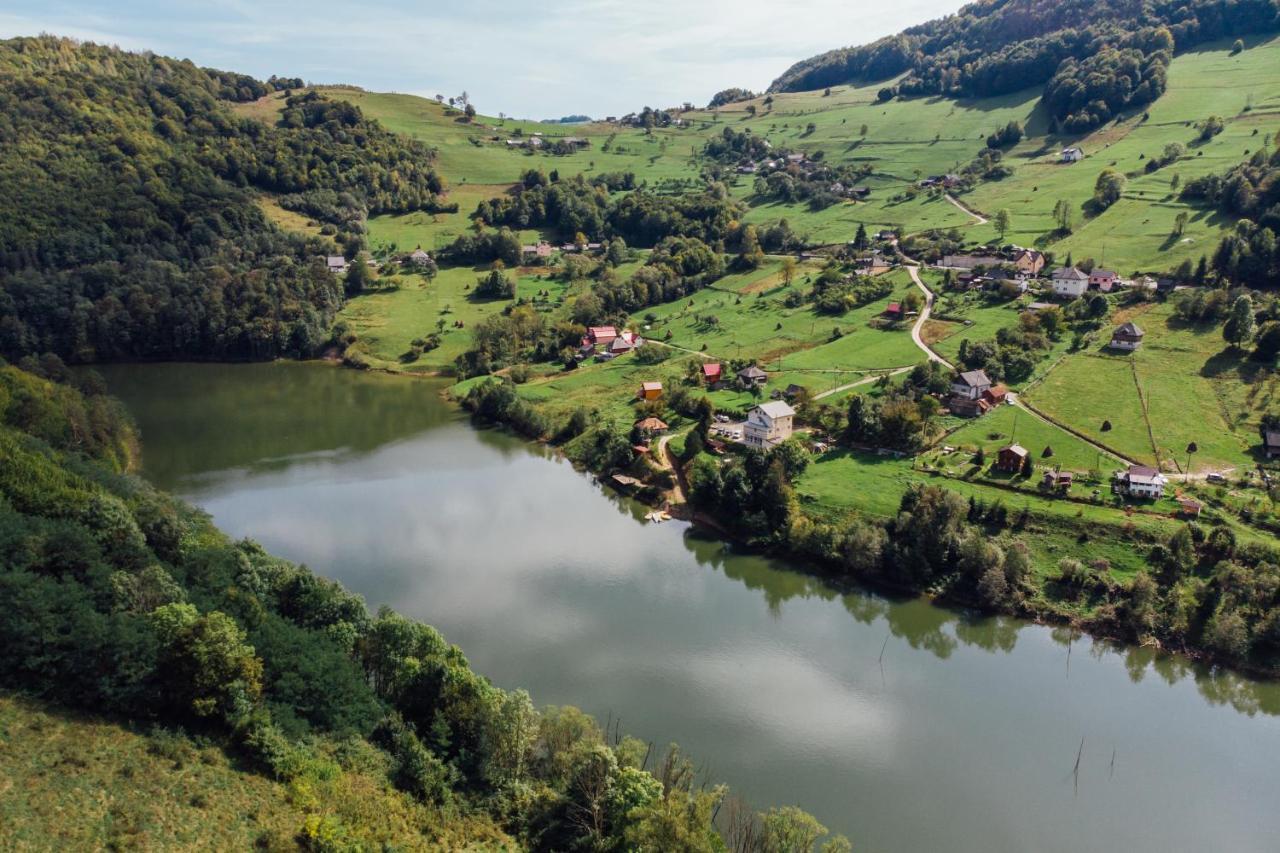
96,362,1280,853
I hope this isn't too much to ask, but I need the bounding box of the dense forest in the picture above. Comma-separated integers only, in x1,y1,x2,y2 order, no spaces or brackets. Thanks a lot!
0,37,450,364
0,359,851,851
769,0,1279,130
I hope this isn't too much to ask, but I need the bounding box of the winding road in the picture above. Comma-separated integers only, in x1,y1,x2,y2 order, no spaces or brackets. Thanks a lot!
944,193,988,225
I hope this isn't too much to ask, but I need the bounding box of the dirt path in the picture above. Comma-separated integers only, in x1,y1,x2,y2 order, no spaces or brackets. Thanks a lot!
656,432,689,505
813,367,913,400
944,193,988,225
903,262,954,369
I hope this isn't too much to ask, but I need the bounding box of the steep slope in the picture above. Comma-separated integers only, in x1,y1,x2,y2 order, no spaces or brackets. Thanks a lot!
0,37,448,363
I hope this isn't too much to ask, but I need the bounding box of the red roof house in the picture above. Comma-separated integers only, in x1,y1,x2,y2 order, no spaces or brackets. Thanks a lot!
702,363,722,383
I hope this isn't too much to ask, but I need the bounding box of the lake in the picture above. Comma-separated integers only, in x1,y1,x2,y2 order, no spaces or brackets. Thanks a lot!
97,361,1280,853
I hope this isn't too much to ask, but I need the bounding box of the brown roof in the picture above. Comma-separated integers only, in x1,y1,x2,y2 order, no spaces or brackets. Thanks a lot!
641,381,663,392
634,417,669,431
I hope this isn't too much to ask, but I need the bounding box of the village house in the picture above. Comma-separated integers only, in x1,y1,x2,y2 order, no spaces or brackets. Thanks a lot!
1089,268,1118,291
1051,267,1089,298
326,255,349,275
609,332,642,355
702,363,723,386
738,365,769,388
1263,429,1280,459
1177,497,1203,518
1042,469,1074,492
875,230,897,242
1060,147,1085,163
883,302,903,320
638,381,663,401
1133,274,1159,291
1115,465,1168,499
950,369,997,417
950,369,992,401
407,248,433,267
743,401,796,450
996,444,1028,473
1012,249,1045,275
1109,322,1144,351
521,242,554,262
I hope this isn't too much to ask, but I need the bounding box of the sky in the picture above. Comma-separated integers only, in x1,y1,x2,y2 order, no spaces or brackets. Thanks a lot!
0,0,963,118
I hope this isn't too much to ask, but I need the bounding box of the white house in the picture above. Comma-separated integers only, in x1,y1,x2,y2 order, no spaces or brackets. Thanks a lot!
744,401,796,450
1116,465,1167,499
326,256,349,275
1060,147,1084,163
1052,267,1089,298
950,369,992,401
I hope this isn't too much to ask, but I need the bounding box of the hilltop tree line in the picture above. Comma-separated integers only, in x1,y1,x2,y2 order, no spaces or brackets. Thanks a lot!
769,0,1279,131
0,37,452,364
0,361,852,851
1180,138,1280,287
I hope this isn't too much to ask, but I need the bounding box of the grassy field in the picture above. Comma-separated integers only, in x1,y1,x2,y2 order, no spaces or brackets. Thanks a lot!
938,402,1119,475
0,693,505,850
339,265,563,373
1025,300,1274,473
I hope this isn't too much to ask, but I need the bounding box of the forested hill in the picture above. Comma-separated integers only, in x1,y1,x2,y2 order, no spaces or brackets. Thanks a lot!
0,37,450,364
769,0,1279,130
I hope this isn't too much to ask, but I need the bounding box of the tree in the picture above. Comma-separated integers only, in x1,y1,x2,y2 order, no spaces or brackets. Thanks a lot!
762,806,828,853
739,225,765,269
1052,199,1074,233
1185,441,1197,476
859,123,868,137
781,257,797,287
853,222,869,250
150,603,263,723
1173,211,1188,236
1253,321,1280,360
993,208,1011,240
464,103,477,122
1223,294,1256,350
1093,169,1126,211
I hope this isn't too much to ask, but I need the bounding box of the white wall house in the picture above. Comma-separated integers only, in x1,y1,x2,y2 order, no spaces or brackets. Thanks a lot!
950,369,991,401
1060,147,1084,162
1116,465,1167,499
744,401,796,450
1052,267,1088,298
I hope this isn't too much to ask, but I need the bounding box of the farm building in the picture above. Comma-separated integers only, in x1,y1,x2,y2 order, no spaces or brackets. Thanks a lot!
702,363,722,385
1115,465,1168,499
996,444,1028,473
1089,269,1119,291
940,254,1004,270
1051,267,1089,298
586,326,619,347
407,248,433,267
326,256,349,275
1264,430,1280,459
738,365,769,387
884,302,903,319
609,333,640,355
1060,147,1085,162
1109,323,1144,351
638,382,663,401
1177,497,1203,518
1042,470,1074,491
744,401,796,450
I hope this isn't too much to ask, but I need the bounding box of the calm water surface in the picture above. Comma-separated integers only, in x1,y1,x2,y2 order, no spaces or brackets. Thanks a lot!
98,362,1280,853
